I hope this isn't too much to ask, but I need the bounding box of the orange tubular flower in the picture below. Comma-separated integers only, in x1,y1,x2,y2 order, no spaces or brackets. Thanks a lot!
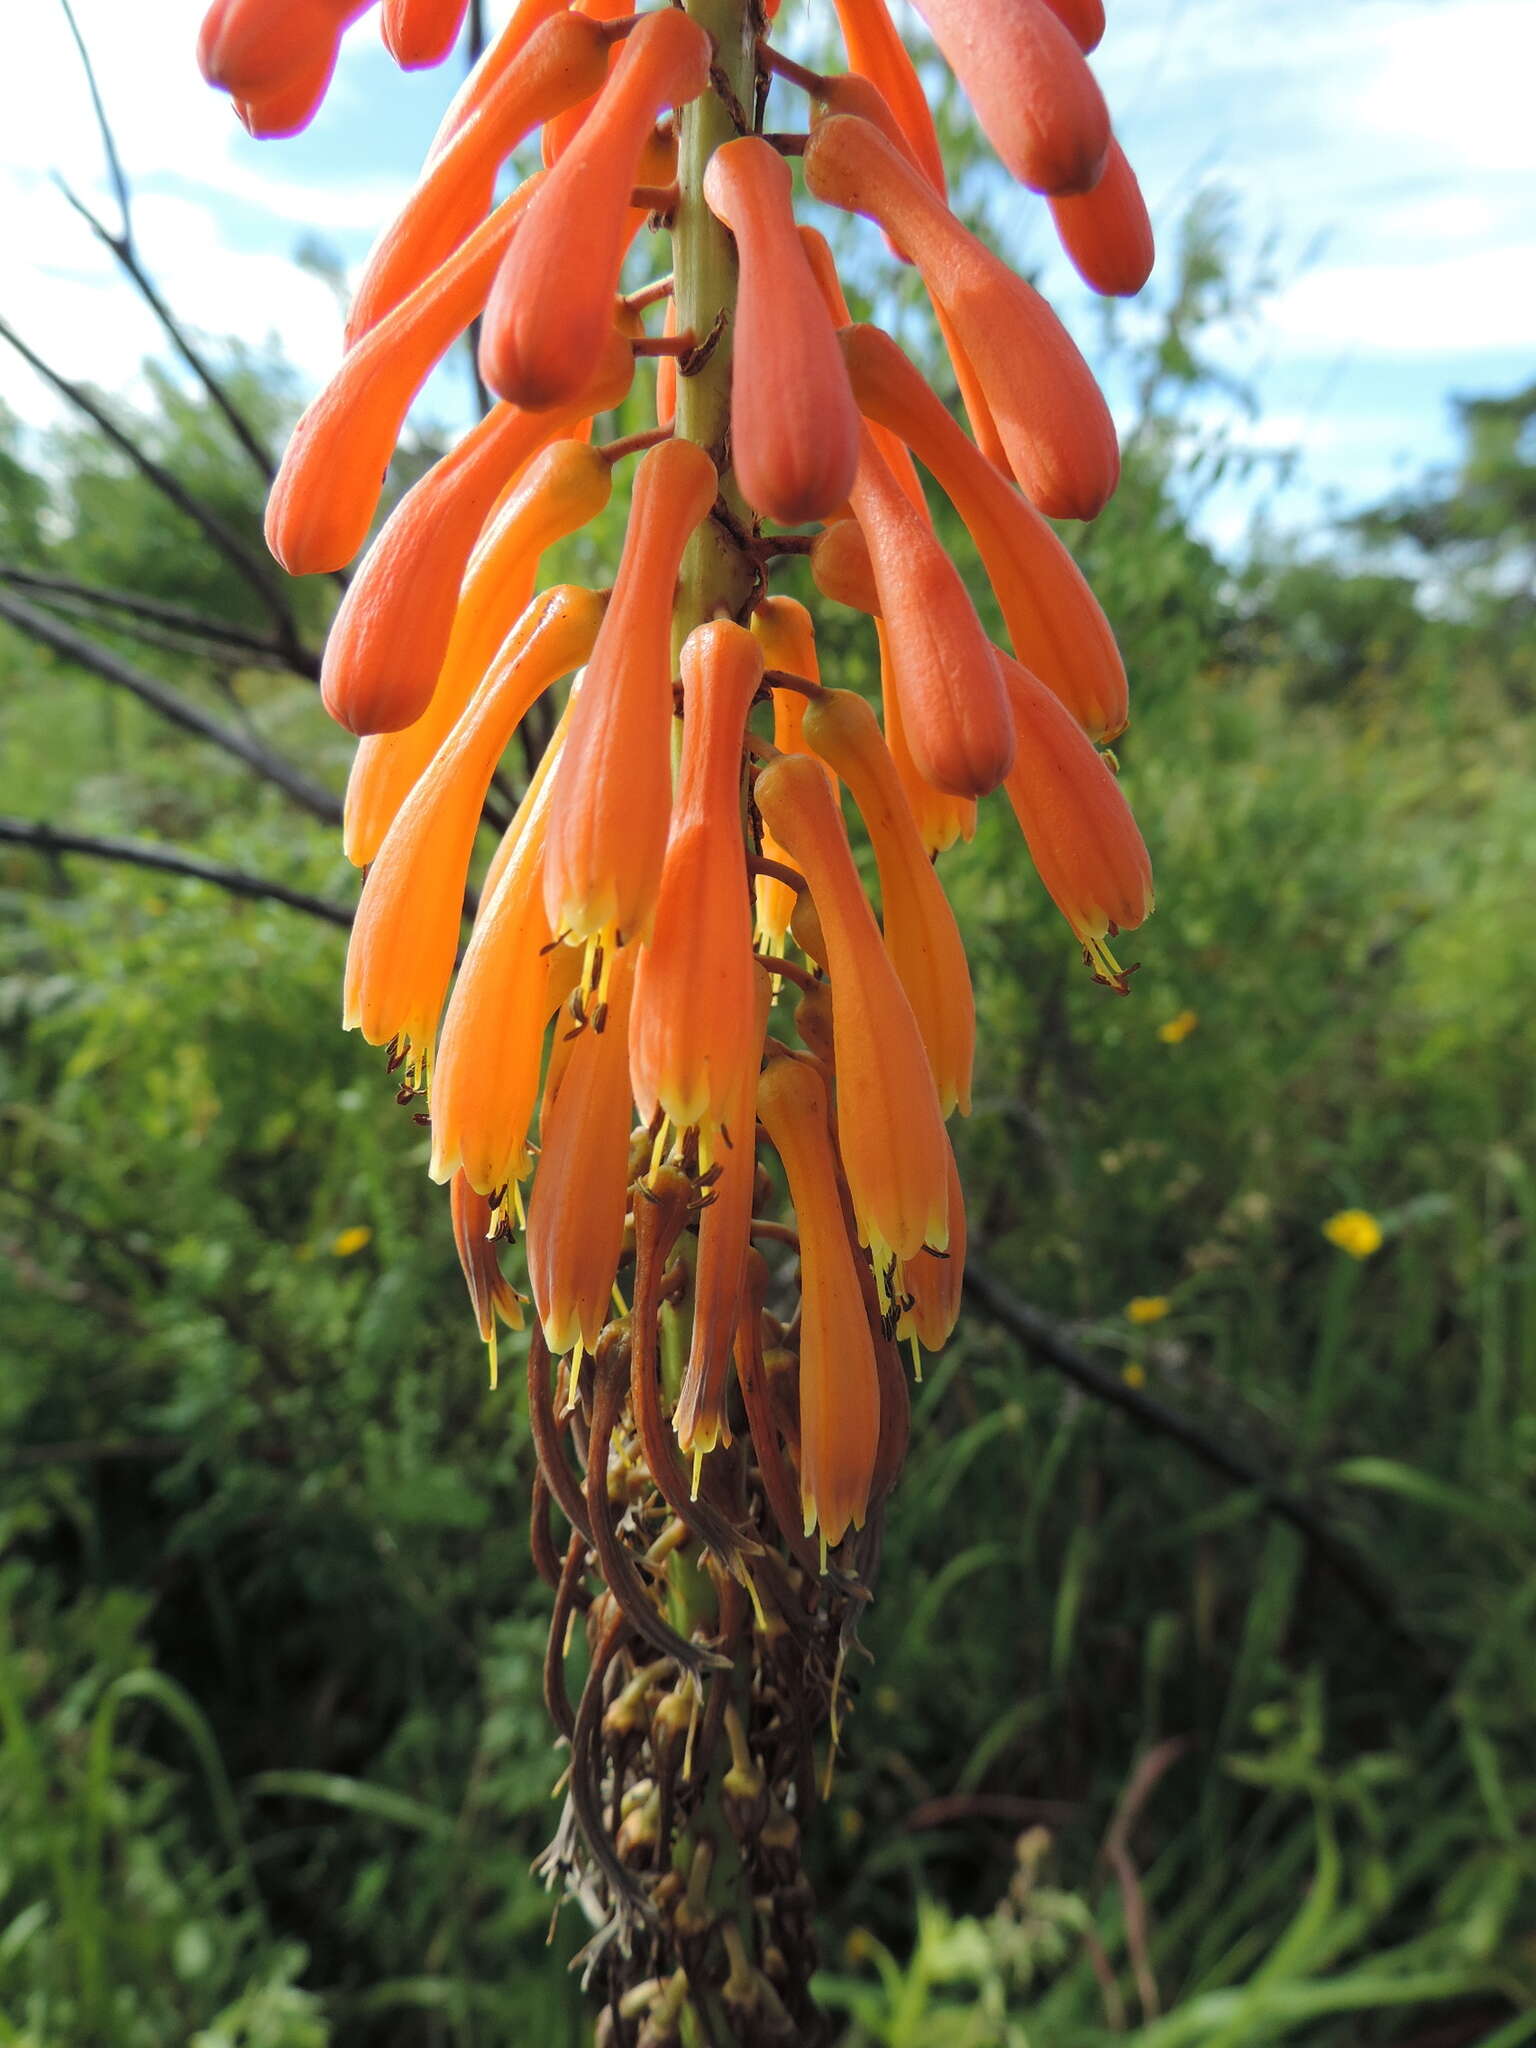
900,1129,965,1351
320,331,633,735
999,653,1154,992
755,1052,881,1546
755,754,950,1274
1049,138,1156,298
808,517,977,853
450,1171,524,1383
480,9,712,407
542,437,718,953
704,139,860,526
343,437,614,867
347,12,615,340
1041,0,1106,51
198,0,365,102
525,950,637,1356
804,113,1119,521
428,728,568,1197
266,176,542,575
234,46,337,137
827,0,946,194
907,0,1110,195
674,966,772,1461
802,689,975,1118
796,226,927,511
344,586,604,1067
847,424,1015,800
382,0,468,69
540,0,635,168
749,598,828,951
840,322,1129,741
630,622,763,1145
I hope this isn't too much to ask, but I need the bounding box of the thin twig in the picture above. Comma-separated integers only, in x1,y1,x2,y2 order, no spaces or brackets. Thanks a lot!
0,589,339,822
0,562,319,677
0,315,299,645
0,816,352,930
56,0,278,482
962,1258,1431,1663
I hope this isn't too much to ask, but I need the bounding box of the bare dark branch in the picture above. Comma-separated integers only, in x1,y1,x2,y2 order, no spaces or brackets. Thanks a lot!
0,562,321,678
56,0,279,483
0,315,300,647
963,1257,1432,1664
0,588,339,823
1,815,352,930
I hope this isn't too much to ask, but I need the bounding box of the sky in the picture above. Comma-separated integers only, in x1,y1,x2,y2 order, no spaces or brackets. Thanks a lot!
1,0,1533,557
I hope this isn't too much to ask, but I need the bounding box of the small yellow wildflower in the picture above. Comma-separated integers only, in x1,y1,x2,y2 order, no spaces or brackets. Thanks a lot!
1122,1361,1147,1389
1323,1209,1383,1260
1158,1009,1199,1045
1126,1295,1171,1325
330,1225,374,1257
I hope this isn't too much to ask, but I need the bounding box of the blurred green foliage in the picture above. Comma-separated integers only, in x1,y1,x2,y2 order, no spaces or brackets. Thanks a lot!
2,195,1534,2047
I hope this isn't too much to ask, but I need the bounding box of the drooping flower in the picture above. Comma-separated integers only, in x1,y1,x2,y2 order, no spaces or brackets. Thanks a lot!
629,621,764,1151
804,111,1119,518
755,752,950,1279
343,436,615,866
840,321,1129,740
542,436,718,954
756,1050,881,1545
703,137,860,524
998,652,1153,992
480,9,712,406
802,688,975,1117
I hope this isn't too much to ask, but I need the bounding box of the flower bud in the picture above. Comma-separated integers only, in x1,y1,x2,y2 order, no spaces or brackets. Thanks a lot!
320,331,632,734
827,0,946,193
704,139,860,525
343,436,614,865
266,175,541,574
848,425,1015,798
1048,138,1155,298
841,322,1128,740
804,113,1119,520
382,0,468,69
480,9,711,406
349,12,614,339
907,0,1110,194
